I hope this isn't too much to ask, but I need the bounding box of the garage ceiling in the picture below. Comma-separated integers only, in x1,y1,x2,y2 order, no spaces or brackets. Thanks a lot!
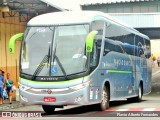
0,0,63,22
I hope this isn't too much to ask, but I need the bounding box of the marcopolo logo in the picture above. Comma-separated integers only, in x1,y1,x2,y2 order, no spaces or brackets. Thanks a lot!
47,89,52,94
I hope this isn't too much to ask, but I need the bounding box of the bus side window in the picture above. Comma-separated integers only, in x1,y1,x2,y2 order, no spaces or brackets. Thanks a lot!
96,39,102,59
104,38,126,56
105,23,123,39
135,35,145,57
103,39,115,56
115,43,124,54
122,32,135,56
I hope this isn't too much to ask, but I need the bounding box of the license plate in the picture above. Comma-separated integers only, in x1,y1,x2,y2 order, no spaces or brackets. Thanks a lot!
44,97,56,102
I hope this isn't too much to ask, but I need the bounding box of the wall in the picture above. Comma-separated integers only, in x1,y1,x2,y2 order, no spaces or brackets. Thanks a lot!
82,1,160,13
0,11,26,99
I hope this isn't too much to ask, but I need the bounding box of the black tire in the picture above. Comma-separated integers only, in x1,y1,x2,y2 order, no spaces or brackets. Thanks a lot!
97,86,109,111
135,84,143,102
42,105,55,114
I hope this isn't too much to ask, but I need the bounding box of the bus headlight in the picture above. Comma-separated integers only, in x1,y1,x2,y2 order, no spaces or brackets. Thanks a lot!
19,84,31,91
69,81,90,90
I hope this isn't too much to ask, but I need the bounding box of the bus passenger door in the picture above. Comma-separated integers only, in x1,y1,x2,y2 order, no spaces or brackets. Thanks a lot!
88,20,104,101
134,36,146,95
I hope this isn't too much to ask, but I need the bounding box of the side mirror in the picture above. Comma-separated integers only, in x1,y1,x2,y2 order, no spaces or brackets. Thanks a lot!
9,33,24,54
86,31,98,53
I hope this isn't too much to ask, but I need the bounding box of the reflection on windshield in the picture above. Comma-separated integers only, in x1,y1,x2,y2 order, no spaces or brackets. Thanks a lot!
21,27,54,76
50,25,89,76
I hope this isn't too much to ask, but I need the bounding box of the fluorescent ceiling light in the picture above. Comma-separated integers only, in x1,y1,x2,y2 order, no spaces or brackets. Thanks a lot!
1,5,9,12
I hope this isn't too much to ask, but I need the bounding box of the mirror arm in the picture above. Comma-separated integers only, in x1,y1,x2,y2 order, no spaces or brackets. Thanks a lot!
9,33,24,54
85,31,98,53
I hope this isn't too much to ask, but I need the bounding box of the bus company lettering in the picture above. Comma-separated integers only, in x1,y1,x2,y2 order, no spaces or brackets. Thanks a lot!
114,59,131,66
40,78,58,81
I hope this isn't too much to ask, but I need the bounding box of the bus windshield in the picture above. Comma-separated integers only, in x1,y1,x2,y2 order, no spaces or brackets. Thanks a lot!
21,25,89,78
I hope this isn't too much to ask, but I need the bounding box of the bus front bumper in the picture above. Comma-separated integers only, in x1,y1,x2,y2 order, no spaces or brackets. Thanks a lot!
19,84,91,106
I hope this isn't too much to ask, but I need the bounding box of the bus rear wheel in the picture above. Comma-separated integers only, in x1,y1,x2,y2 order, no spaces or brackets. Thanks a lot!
42,105,55,114
135,84,143,102
97,86,109,111
127,84,143,102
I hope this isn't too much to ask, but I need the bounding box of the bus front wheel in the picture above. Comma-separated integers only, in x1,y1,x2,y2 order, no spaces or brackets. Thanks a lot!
42,105,55,114
97,86,109,111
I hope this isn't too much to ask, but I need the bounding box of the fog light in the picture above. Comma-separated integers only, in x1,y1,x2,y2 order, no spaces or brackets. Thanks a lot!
20,95,28,102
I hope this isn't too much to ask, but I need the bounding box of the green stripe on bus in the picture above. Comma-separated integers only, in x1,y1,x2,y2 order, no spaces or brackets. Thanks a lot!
107,70,132,74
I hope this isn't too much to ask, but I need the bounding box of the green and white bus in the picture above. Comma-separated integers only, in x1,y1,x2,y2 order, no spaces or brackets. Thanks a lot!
9,11,152,113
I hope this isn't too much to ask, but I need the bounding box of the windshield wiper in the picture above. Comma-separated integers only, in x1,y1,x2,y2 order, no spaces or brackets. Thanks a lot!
54,55,68,80
47,45,51,68
31,46,51,80
51,49,68,79
51,38,68,80
31,55,48,80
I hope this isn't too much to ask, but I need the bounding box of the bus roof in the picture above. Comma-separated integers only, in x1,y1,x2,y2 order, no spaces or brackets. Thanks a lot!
28,11,130,26
27,11,149,39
